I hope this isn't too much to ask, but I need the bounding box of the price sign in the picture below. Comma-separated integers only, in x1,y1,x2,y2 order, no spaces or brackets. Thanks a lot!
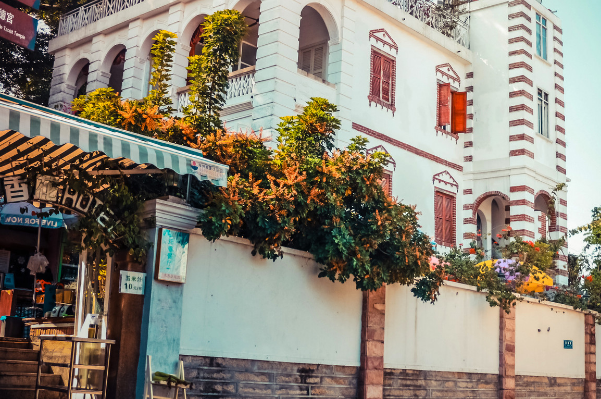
0,2,38,50
119,270,146,295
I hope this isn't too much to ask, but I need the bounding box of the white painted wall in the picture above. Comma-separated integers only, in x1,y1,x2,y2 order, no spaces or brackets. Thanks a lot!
384,282,500,374
179,235,363,366
515,300,585,378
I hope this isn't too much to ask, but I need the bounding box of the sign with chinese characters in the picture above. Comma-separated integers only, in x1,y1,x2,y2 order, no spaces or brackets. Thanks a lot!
155,228,189,283
0,2,38,50
564,340,573,349
190,160,227,187
119,270,146,295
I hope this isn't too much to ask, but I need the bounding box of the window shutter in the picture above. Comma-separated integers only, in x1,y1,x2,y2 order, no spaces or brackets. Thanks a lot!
312,46,325,78
301,49,312,74
371,52,382,99
435,193,444,244
382,171,393,197
381,59,392,103
451,91,468,133
443,195,454,246
438,83,451,126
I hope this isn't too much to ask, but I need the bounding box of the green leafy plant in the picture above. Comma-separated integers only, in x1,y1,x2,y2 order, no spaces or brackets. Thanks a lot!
146,30,178,114
184,10,247,134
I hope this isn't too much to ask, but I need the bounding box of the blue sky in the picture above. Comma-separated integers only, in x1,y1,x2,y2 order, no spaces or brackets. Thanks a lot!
541,0,600,254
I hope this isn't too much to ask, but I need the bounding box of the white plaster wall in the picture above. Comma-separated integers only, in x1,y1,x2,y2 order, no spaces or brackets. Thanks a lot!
597,325,601,379
179,235,363,366
384,282,500,374
515,300,585,378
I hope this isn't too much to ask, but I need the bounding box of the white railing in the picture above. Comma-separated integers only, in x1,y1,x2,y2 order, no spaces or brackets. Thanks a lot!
177,67,256,114
388,0,470,48
58,0,145,36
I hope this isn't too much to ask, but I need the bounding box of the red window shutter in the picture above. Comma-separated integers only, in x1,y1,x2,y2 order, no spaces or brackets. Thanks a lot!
451,91,468,133
435,193,444,244
443,195,454,246
438,83,451,126
371,52,382,99
381,58,392,103
382,171,393,197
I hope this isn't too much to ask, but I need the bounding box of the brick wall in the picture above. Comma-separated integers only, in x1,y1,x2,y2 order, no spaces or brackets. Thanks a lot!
383,369,498,398
181,356,359,399
516,375,584,398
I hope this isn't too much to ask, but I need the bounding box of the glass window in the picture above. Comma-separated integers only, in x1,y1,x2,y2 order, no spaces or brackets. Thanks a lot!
536,14,547,60
537,89,549,137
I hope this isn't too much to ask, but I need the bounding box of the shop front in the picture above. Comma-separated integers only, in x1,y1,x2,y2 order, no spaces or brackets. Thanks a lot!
0,94,228,398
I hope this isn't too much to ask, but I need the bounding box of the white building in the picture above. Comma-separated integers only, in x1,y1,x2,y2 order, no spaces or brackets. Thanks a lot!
48,0,569,284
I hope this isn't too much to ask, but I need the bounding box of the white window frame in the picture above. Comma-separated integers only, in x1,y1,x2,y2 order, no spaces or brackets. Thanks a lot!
298,41,328,79
536,13,548,60
233,40,258,72
537,88,550,137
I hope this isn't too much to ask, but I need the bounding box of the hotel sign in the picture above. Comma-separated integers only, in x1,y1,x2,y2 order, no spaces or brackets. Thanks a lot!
0,2,38,50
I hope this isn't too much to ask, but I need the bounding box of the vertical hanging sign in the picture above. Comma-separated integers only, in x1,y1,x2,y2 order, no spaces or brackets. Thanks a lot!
0,2,38,50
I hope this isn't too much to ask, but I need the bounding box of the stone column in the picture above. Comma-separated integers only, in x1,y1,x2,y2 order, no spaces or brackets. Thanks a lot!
121,20,146,100
251,0,301,139
499,307,516,399
87,34,111,92
167,4,187,107
585,313,596,399
48,49,76,110
359,286,385,399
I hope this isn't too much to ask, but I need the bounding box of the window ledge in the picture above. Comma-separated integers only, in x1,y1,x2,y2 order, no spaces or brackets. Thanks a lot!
534,53,552,67
536,132,554,144
296,68,335,88
435,126,458,141
368,95,396,114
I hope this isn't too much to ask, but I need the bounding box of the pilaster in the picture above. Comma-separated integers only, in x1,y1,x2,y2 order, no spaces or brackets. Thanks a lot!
167,4,187,106
48,49,75,110
509,179,536,240
499,307,516,399
359,286,385,399
87,34,111,92
585,313,596,399
251,0,301,138
121,20,146,100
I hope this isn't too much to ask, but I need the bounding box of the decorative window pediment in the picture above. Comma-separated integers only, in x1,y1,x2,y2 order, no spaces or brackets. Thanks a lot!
432,170,458,191
367,145,396,170
369,29,398,54
436,63,461,87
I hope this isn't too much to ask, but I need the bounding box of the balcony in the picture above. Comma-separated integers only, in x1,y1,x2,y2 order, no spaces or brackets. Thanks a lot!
58,0,146,36
387,0,470,48
177,66,256,115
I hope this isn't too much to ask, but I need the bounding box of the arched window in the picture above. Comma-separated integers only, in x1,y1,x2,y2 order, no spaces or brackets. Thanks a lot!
189,24,204,57
74,63,90,98
233,1,260,72
298,6,330,80
108,49,126,94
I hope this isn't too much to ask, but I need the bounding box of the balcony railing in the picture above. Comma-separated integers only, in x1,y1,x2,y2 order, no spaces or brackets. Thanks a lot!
388,0,470,48
58,0,145,36
177,66,256,114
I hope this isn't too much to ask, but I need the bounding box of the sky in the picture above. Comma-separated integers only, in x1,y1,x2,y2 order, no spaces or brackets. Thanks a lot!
540,0,601,254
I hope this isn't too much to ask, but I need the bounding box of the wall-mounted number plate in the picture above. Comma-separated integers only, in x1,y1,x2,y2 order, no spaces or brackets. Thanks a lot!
564,340,573,349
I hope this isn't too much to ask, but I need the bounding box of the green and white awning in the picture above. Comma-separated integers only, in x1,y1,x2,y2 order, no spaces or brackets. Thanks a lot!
0,94,228,186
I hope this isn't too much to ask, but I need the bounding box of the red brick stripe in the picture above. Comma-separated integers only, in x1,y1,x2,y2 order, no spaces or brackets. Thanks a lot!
510,214,535,223
464,141,473,148
466,86,474,92
464,156,473,162
555,98,565,108
557,212,568,220
464,232,476,240
352,123,463,172
509,11,531,22
510,185,534,194
556,125,565,134
509,104,533,114
466,127,473,133
510,119,534,129
509,61,533,72
512,229,535,238
509,149,534,158
510,199,534,208
555,60,564,69
509,0,531,9
509,24,532,35
467,99,473,106
509,134,534,143
463,218,476,225
463,189,473,195
509,49,533,59
557,165,566,174
555,84,564,93
556,138,566,148
466,72,474,79
555,72,564,81
554,48,563,57
509,90,533,101
554,25,563,34
556,152,566,161
509,75,533,86
463,204,473,211
560,199,567,207
554,36,563,46
556,112,565,121
509,36,532,47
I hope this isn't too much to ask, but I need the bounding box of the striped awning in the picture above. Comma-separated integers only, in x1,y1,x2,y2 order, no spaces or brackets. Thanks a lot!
0,94,228,186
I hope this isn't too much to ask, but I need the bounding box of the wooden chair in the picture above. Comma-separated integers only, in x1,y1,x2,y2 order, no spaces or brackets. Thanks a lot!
144,356,188,399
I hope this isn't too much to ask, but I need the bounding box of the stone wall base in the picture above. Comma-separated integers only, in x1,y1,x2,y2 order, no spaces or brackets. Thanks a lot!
516,375,584,398
384,369,498,398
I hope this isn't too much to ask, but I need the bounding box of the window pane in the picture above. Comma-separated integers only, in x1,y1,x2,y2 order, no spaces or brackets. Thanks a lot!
536,24,542,57
538,101,542,135
542,17,547,26
536,14,541,22
542,27,547,59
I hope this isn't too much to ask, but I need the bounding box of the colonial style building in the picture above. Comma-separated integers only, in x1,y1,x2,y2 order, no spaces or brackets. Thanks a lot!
47,0,568,283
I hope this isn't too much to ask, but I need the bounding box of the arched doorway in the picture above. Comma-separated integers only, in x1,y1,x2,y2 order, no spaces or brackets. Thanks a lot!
473,193,510,259
534,192,554,240
298,5,330,79
108,49,126,94
74,62,90,99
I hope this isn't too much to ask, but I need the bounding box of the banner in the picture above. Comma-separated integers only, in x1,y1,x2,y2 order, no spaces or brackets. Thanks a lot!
0,2,38,50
